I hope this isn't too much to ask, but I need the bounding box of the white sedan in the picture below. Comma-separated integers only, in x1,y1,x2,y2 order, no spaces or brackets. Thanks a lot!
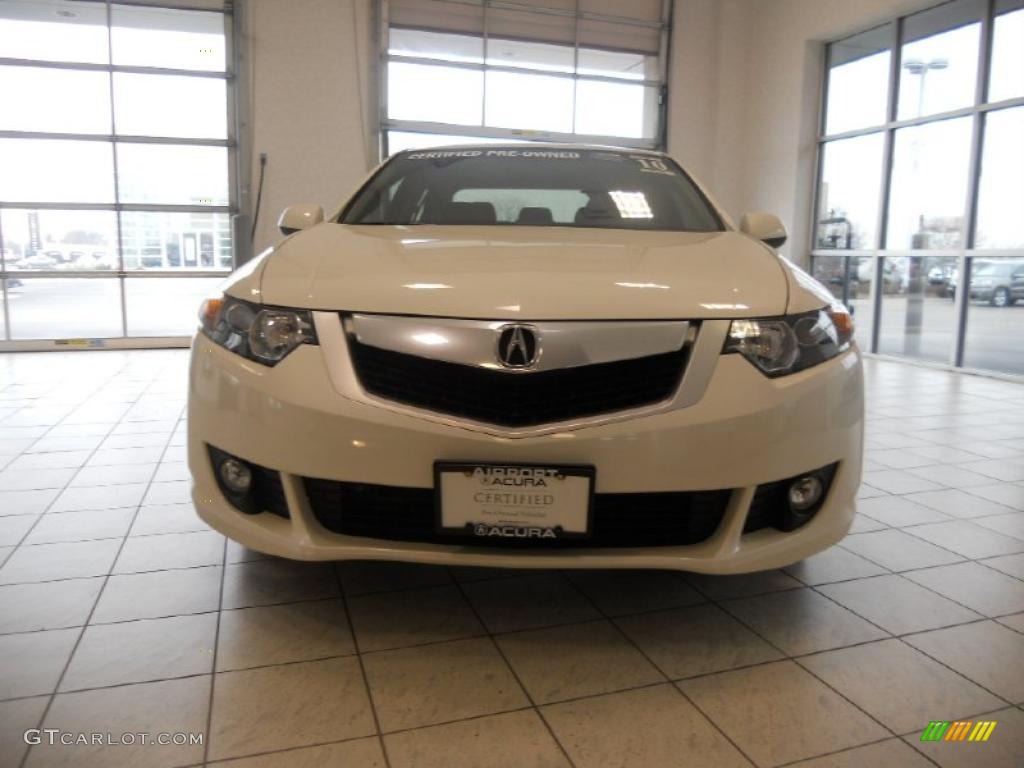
188,145,862,573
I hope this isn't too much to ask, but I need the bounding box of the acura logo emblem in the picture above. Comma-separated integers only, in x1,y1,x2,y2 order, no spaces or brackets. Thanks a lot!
496,324,540,369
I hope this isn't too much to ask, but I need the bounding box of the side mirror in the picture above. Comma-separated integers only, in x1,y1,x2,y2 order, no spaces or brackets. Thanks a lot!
740,212,787,249
278,204,324,236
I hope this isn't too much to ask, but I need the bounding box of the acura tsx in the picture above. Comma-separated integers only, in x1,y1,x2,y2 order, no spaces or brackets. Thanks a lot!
188,145,863,572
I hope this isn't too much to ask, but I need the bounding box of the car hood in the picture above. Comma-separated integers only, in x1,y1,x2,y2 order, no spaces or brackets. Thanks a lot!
250,224,790,319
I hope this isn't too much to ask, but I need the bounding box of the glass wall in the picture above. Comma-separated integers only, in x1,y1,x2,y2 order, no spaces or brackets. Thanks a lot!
382,0,668,155
813,0,1024,377
0,1,234,344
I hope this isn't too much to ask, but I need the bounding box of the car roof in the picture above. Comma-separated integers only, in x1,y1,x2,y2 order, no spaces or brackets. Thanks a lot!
393,142,667,157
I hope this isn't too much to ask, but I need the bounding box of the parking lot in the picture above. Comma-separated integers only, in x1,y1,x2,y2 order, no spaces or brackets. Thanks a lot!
2,278,222,341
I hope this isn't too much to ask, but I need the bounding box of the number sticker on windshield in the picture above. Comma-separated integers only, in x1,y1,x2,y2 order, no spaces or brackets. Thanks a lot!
630,155,675,175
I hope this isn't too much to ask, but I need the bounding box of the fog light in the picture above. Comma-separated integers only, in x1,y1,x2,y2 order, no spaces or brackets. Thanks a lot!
219,458,252,494
788,475,824,512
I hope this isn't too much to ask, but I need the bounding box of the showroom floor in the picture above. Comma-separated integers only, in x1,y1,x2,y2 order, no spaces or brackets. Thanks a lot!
1,351,1023,768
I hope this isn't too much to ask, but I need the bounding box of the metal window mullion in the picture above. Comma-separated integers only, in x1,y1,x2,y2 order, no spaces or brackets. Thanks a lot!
0,203,233,213
870,18,902,355
0,131,233,147
655,0,672,150
386,53,660,86
961,0,996,248
380,0,391,159
816,95,1024,144
381,118,658,148
808,137,826,269
979,95,1024,113
820,38,833,138
0,270,231,280
810,249,878,258
106,0,231,16
809,34,830,265
422,0,667,30
105,0,129,338
571,0,580,134
0,212,10,341
230,0,253,264
481,1,489,129
953,0,996,367
815,248,965,258
224,3,241,268
119,269,231,279
0,57,232,79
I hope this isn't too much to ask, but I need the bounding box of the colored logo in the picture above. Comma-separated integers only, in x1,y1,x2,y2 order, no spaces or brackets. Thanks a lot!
920,720,996,742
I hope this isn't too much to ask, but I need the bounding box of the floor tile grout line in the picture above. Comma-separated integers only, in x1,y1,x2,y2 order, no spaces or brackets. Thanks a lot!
199,527,229,767
0,366,154,553
7,606,1019,706
200,731,395,767
2,563,1022,639
379,704,538,738
858,501,1024,529
832,542,1024,586
833,543,1024,619
559,571,763,767
801,578,1024,700
0,373,136,570
682,578,911,756
0,381,184,531
773,735,941,768
0,560,218,588
922,553,1024,587
17,396,185,768
331,563,394,768
2,609,1014,707
893,517,1024,566
446,567,579,768
883,636,1017,710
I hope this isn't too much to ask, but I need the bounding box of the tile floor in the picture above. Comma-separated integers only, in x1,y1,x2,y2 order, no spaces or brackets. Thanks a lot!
1,350,1023,768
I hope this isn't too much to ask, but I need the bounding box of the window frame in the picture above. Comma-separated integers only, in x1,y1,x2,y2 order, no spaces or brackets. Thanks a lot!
810,0,1024,375
0,0,239,348
376,0,673,156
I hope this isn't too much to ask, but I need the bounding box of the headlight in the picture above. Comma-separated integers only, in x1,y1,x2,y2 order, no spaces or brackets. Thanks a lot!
198,295,317,366
724,306,853,377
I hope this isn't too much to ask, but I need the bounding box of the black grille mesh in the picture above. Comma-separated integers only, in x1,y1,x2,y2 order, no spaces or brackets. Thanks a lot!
252,466,289,518
304,477,729,548
347,335,688,427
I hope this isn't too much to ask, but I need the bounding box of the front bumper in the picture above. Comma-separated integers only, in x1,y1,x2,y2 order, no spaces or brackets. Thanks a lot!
187,319,863,573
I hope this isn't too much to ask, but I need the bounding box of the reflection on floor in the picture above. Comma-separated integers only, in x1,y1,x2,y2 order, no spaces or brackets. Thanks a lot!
1,350,1023,768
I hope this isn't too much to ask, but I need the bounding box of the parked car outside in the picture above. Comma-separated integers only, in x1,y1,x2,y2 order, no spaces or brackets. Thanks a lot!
969,260,1024,307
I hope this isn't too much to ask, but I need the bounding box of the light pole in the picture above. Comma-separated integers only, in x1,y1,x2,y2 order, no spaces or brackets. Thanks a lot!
903,58,949,118
901,57,948,356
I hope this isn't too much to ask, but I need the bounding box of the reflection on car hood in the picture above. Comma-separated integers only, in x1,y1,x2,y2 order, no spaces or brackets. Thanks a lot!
251,224,791,319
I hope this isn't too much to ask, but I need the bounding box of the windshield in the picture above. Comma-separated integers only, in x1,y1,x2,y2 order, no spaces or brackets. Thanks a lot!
340,148,724,232
974,262,1019,277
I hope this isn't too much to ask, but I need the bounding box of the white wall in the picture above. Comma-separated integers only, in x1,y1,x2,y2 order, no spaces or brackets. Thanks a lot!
244,0,376,253
243,0,939,265
666,0,752,223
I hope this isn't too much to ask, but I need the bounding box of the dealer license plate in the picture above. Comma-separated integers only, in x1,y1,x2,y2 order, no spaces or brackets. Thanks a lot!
435,462,594,541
